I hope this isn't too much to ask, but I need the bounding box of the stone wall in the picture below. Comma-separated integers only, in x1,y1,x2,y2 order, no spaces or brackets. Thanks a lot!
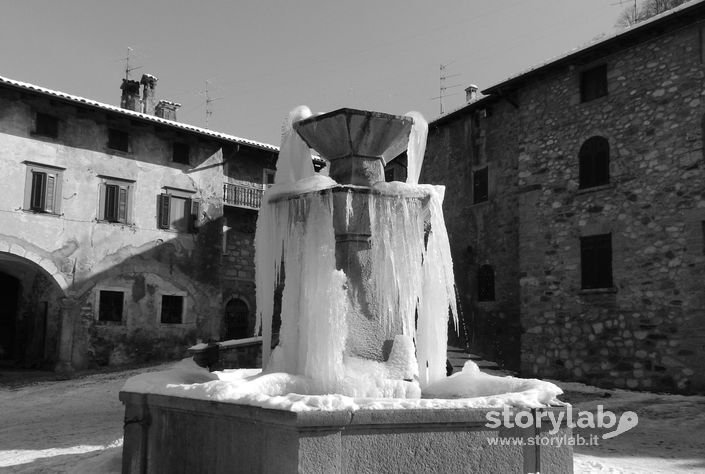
222,206,258,339
514,22,705,392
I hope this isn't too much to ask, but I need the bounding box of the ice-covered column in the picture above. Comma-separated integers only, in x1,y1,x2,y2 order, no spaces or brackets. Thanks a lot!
294,109,413,361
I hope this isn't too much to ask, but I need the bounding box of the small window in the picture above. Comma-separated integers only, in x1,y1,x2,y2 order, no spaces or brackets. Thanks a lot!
478,265,495,302
98,178,132,224
224,298,250,340
580,64,608,102
580,234,613,289
157,191,199,233
579,136,610,189
473,167,488,204
23,162,63,214
108,128,129,152
161,295,184,324
98,290,124,322
35,113,59,138
263,169,276,188
173,142,190,164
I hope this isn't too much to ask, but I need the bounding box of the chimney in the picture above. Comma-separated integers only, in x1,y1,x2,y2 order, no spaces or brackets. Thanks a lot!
465,84,479,103
155,100,181,121
140,74,158,115
120,79,141,112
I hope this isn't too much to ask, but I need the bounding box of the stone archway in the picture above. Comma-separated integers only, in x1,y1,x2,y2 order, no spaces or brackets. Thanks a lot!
223,298,251,341
0,250,66,367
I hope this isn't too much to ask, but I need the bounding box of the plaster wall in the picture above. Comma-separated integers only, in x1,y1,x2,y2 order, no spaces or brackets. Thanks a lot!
0,88,225,369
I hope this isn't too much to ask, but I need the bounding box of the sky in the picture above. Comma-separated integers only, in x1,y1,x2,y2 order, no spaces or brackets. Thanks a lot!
0,0,629,146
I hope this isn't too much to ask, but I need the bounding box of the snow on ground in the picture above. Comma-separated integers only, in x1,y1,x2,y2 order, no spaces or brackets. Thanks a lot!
1,358,704,473
0,364,171,474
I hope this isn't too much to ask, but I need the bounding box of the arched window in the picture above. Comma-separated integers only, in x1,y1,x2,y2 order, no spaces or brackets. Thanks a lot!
477,265,495,302
223,298,250,340
579,136,610,189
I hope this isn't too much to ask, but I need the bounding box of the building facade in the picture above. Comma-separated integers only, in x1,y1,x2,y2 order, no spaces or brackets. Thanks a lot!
424,1,705,393
0,74,279,372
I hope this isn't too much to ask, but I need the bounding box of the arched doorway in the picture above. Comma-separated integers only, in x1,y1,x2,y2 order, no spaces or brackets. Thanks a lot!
0,251,64,368
223,298,250,340
0,273,20,362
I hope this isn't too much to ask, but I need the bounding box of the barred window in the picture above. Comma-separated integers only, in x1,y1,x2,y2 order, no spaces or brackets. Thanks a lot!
473,167,488,204
160,295,184,324
580,64,607,102
579,137,610,189
98,290,124,322
580,234,613,289
478,265,495,302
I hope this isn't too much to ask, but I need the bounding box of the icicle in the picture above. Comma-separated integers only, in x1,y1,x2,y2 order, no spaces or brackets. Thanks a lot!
274,106,315,184
345,189,353,231
416,185,458,388
405,111,428,185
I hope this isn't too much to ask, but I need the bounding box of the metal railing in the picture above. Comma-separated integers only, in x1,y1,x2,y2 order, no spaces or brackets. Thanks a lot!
223,182,263,209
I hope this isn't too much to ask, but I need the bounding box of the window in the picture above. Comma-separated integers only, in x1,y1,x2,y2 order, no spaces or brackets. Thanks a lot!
23,162,63,214
35,112,59,138
473,167,488,203
98,177,133,224
579,136,610,189
98,290,124,322
157,189,199,232
580,64,607,102
108,128,129,152
263,169,276,188
478,265,495,302
580,234,613,289
173,142,190,164
160,295,184,324
223,298,250,340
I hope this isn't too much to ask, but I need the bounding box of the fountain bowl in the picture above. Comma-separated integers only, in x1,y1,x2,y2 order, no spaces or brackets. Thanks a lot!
294,108,413,186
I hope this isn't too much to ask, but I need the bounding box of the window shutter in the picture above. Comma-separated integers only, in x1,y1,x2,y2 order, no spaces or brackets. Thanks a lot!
158,194,171,229
117,186,128,223
190,199,200,233
44,174,56,213
104,184,119,222
30,171,46,210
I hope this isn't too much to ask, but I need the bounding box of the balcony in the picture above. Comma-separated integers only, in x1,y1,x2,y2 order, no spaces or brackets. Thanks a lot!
223,182,263,210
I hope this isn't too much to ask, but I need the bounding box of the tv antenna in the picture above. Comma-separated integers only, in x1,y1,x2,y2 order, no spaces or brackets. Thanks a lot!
123,47,142,81
612,0,638,20
203,80,224,129
430,62,461,115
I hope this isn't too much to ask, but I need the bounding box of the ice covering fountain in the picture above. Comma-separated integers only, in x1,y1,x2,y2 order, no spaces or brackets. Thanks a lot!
255,107,457,398
119,106,573,474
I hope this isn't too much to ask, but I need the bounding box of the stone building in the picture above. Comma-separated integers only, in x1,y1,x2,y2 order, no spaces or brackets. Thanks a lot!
0,73,280,372
424,1,705,393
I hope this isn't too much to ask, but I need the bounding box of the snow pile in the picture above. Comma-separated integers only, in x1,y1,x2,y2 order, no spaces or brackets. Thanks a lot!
122,359,563,411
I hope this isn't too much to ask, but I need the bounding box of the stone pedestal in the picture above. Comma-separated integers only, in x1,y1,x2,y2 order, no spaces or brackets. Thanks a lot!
120,391,574,474
294,109,413,362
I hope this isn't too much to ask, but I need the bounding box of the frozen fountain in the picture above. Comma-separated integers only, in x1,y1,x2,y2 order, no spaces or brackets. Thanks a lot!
120,107,573,473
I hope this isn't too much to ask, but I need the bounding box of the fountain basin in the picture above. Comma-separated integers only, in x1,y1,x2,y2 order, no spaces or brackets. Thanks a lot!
120,390,573,473
294,108,413,186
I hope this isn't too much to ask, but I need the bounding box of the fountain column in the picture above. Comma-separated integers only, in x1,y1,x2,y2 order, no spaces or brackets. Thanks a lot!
294,109,413,362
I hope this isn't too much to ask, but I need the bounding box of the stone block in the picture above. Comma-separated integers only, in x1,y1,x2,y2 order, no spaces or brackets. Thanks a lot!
120,392,573,474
